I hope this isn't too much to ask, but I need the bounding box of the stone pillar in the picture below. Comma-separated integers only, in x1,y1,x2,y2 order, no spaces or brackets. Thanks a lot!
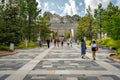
71,29,74,39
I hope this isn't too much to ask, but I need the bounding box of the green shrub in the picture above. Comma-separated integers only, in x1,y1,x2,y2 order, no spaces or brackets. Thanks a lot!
106,39,115,47
0,45,9,50
15,42,26,49
28,42,38,48
116,48,120,55
15,41,38,49
101,38,111,45
115,40,120,48
99,38,120,55
86,40,91,46
99,38,115,47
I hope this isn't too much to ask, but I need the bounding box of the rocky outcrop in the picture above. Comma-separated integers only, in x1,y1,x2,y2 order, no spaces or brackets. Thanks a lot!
44,12,81,23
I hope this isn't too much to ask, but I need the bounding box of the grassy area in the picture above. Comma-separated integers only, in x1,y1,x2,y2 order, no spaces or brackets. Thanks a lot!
0,45,9,51
0,41,39,51
15,41,38,49
0,41,39,56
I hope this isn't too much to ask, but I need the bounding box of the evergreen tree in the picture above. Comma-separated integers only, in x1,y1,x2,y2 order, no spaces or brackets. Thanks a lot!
94,3,104,39
0,0,20,45
26,0,41,41
0,0,41,45
77,6,93,40
38,13,51,40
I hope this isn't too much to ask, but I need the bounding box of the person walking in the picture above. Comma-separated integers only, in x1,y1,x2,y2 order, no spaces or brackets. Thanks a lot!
61,40,64,46
39,39,42,47
54,39,56,46
91,40,98,60
46,38,50,48
70,40,73,47
81,39,87,59
56,38,60,47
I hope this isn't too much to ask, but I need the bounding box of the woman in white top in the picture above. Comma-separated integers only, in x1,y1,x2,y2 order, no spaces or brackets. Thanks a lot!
91,40,97,60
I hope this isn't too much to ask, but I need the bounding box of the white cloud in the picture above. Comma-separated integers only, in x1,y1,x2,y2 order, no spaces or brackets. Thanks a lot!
100,0,110,8
79,2,83,6
40,2,50,15
41,2,58,15
36,0,41,9
63,0,78,16
69,0,78,15
44,2,49,11
63,3,72,15
84,0,99,14
50,11,56,14
116,0,120,8
84,0,110,14
51,2,55,6
57,5,64,10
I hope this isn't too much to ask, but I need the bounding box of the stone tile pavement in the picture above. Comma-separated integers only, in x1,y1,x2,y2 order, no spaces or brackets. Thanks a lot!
0,43,120,80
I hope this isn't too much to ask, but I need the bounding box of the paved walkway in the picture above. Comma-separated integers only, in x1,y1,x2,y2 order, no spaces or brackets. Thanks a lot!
0,43,120,80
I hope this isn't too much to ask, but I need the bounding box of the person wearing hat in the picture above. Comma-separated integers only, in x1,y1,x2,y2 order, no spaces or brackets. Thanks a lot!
91,40,98,60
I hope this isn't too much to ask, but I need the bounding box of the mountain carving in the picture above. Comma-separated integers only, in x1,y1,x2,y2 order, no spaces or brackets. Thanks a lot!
44,12,80,39
44,12,81,23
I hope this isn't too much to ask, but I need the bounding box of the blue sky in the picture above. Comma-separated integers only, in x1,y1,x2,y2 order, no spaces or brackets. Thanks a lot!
36,0,120,17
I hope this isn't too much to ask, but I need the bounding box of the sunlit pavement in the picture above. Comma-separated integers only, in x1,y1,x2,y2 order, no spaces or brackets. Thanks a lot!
0,43,120,80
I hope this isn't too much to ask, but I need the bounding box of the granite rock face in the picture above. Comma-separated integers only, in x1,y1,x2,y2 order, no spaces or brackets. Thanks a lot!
44,12,81,23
